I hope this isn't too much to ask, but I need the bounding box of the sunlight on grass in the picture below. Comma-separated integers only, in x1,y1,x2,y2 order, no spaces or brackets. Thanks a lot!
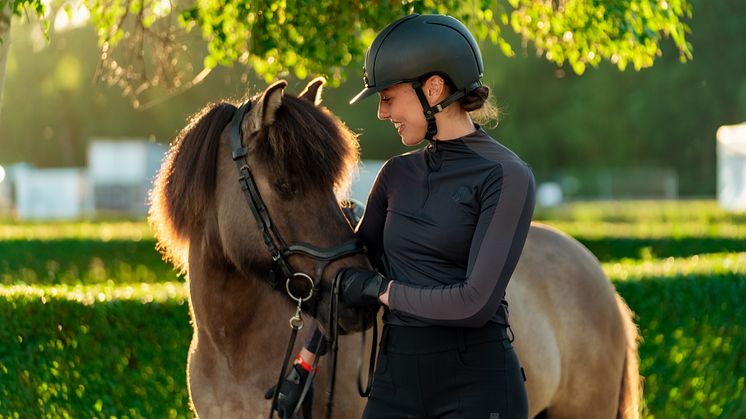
543,220,746,239
535,200,746,223
604,252,746,281
0,221,153,241
1,200,744,418
0,281,187,304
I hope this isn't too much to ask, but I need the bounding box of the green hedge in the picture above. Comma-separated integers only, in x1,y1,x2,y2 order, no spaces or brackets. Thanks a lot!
1,203,745,418
1,265,744,418
0,240,180,286
0,294,191,418
615,273,746,419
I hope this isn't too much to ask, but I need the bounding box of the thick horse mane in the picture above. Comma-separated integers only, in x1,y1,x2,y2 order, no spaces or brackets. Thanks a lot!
149,92,360,272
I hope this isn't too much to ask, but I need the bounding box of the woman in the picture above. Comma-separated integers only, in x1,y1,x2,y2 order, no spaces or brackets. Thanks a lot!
271,13,535,419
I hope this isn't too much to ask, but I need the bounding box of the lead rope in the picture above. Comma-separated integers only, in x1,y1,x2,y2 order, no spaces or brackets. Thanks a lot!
323,270,380,418
268,297,304,419
322,269,343,419
268,273,316,419
357,315,377,397
271,270,379,419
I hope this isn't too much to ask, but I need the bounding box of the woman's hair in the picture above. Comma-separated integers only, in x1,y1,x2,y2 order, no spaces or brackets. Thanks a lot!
440,74,499,128
460,85,500,128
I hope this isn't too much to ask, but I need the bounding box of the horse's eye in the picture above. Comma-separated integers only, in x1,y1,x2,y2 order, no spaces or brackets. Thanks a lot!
274,181,298,198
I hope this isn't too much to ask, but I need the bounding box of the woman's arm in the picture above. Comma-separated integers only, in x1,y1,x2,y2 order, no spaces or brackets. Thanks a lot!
387,161,535,327
355,160,390,266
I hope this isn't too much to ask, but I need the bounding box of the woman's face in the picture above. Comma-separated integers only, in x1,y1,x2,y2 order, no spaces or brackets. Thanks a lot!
377,83,427,146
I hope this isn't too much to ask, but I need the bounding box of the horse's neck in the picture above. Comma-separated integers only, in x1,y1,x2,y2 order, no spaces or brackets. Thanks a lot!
188,245,298,376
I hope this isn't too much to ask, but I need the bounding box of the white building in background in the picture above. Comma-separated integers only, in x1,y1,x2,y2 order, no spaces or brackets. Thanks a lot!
3,139,167,220
15,166,88,220
88,139,166,215
717,122,746,212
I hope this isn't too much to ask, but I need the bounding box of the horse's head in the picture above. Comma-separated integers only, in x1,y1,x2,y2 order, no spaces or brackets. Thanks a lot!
209,79,374,334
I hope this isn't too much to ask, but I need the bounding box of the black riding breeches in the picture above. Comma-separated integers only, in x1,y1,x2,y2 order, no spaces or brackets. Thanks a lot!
361,323,528,419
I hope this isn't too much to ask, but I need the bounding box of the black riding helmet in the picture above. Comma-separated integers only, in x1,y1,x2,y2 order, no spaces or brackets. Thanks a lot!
349,14,484,140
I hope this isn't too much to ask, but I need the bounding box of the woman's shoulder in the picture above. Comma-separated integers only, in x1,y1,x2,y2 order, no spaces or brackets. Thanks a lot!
465,130,530,167
382,148,425,168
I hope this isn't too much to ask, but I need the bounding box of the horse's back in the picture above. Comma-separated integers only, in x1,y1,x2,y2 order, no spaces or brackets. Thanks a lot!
509,223,628,418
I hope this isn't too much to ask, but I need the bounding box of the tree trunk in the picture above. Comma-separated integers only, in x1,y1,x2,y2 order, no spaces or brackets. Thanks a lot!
0,2,11,117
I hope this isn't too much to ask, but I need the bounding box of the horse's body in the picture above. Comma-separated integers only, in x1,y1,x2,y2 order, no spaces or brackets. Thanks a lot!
302,223,642,419
510,223,640,418
150,80,640,418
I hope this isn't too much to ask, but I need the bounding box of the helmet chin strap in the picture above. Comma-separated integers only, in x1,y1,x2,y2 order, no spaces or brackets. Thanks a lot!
411,79,481,141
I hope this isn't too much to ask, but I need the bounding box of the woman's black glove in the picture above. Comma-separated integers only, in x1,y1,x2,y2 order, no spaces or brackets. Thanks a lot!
337,267,390,307
263,363,313,419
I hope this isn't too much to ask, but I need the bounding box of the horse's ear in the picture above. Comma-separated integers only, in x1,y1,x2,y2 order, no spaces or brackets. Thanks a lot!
244,80,287,136
299,77,325,106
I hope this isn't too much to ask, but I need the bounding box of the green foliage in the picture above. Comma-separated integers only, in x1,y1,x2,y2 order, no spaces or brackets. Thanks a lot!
506,0,693,73
0,0,47,36
1,200,745,418
538,201,746,417
0,295,191,417
535,201,746,261
0,0,693,93
2,0,44,17
575,236,746,262
0,221,155,240
616,273,746,418
0,239,180,285
1,0,741,195
493,0,746,197
134,0,694,83
534,200,746,224
0,222,167,289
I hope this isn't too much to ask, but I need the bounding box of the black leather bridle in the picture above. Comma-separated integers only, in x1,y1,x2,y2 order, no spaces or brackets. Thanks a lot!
229,100,365,298
227,99,375,419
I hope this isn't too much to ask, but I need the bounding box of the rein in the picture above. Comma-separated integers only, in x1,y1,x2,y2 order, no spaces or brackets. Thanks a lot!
226,99,377,419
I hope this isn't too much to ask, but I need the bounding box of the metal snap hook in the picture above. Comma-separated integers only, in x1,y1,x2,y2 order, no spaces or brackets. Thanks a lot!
289,301,304,330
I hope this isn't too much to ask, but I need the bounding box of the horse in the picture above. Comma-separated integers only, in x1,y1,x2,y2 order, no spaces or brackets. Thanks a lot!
149,78,375,417
149,78,641,418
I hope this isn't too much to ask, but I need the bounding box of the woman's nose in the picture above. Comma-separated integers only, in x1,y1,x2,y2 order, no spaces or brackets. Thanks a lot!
377,102,389,120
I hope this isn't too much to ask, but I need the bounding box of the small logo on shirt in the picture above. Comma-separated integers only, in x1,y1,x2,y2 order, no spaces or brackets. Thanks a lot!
451,186,471,203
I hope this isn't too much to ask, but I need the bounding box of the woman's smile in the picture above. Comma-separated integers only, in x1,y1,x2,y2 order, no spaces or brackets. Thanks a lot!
394,122,404,135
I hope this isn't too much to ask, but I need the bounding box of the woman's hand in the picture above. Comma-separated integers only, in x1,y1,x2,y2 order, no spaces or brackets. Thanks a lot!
379,280,393,306
337,267,390,307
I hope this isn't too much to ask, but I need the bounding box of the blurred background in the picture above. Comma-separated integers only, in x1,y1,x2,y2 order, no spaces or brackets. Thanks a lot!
0,0,744,218
0,1,745,418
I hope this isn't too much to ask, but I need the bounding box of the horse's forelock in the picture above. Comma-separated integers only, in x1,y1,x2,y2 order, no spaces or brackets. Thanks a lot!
149,101,238,271
257,95,359,195
150,92,359,272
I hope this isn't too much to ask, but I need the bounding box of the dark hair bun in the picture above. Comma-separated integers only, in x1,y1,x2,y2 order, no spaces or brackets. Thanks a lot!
460,85,490,112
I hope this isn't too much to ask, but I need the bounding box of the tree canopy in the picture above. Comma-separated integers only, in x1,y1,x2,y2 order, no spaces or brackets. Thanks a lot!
3,0,744,197
0,0,692,103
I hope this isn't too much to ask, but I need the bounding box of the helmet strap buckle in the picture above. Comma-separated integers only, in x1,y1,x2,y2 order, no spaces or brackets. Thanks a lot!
412,78,473,141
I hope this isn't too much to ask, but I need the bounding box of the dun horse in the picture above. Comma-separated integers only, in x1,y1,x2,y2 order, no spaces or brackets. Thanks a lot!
149,79,640,418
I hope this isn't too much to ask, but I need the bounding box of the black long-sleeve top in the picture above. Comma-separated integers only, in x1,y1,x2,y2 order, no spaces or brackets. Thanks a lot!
305,127,535,350
359,127,535,327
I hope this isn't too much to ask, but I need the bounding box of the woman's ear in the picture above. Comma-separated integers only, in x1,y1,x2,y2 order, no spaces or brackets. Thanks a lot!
424,75,446,106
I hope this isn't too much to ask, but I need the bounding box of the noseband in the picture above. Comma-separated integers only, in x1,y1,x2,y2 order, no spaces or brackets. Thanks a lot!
227,99,374,419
